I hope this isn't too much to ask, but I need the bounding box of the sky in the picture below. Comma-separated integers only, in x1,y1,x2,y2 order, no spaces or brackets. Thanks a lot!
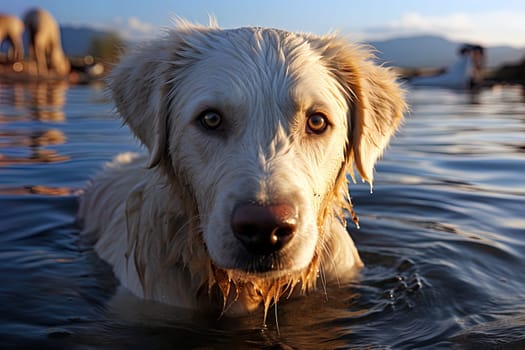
4,0,525,47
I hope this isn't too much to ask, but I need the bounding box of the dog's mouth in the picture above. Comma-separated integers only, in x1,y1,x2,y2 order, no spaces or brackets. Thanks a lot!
225,257,306,281
241,253,290,274
228,250,302,275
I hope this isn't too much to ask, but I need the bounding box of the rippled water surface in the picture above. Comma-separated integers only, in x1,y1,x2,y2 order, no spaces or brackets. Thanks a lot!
0,82,524,349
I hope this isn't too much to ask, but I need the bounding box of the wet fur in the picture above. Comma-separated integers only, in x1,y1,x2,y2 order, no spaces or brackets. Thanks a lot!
78,20,406,316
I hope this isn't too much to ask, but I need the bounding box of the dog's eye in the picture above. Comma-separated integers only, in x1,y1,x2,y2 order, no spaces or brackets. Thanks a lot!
199,110,222,130
306,113,328,134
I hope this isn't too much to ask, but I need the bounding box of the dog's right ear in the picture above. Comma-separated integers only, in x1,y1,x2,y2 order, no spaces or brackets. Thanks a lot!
108,41,170,167
108,40,175,168
110,21,218,168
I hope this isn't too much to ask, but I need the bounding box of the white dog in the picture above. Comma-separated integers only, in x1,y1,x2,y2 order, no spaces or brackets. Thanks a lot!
78,20,406,317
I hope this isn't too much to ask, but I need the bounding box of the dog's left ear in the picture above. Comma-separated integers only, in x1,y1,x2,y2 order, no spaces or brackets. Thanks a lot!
321,39,407,184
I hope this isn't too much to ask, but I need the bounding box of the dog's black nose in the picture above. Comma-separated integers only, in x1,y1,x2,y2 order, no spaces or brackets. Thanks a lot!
231,203,297,255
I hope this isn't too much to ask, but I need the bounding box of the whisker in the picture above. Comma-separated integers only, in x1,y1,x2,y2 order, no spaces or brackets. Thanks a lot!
318,260,329,300
274,302,281,337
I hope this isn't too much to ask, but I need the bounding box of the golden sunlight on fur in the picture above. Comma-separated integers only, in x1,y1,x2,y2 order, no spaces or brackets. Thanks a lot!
78,19,406,317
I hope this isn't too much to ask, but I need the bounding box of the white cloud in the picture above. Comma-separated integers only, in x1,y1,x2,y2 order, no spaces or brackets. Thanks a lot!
355,11,525,47
112,16,158,41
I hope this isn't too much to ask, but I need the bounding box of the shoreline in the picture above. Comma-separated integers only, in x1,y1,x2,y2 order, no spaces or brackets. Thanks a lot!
0,58,106,85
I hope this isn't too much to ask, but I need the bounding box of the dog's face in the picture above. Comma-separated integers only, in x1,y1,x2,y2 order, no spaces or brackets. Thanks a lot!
110,24,405,284
168,29,352,276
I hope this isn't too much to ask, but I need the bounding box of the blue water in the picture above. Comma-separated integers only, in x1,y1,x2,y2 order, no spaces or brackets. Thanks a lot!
0,82,524,349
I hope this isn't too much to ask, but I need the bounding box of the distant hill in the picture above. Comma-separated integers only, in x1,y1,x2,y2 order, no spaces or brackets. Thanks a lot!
487,45,525,69
53,27,524,69
368,35,524,68
20,25,110,57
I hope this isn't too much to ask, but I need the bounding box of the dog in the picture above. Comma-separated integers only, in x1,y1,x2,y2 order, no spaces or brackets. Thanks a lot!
78,20,406,317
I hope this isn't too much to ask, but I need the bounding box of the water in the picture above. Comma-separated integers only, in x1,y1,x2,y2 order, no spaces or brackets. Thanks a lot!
0,81,524,349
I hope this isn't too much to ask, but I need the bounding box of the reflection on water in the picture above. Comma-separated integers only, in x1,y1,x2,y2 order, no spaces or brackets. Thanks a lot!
0,81,69,171
0,83,524,349
0,80,68,120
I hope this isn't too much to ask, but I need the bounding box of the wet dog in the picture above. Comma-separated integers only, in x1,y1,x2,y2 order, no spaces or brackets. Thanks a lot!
78,20,406,316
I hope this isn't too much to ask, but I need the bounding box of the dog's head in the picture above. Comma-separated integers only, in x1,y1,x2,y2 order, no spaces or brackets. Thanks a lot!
110,21,405,312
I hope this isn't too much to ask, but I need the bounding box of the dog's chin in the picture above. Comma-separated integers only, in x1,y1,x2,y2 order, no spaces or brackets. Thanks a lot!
202,232,320,314
208,254,320,316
